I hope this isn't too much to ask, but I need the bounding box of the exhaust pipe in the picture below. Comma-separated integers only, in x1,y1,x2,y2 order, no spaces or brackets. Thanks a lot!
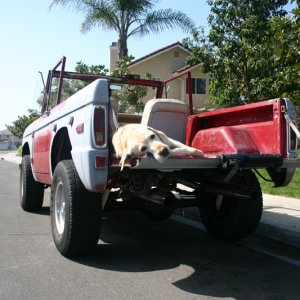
138,188,175,204
138,188,176,220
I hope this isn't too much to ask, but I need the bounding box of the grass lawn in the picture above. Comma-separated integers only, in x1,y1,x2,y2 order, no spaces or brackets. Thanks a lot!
257,168,300,199
257,150,300,199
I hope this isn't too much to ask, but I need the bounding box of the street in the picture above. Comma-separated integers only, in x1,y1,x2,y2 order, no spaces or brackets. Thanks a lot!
1,159,300,300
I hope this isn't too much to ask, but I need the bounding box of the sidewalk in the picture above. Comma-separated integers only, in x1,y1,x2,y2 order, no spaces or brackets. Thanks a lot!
258,194,300,248
0,151,21,165
1,151,299,248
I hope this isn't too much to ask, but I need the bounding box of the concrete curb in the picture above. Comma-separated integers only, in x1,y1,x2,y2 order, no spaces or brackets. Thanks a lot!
181,206,300,249
258,194,300,248
256,222,300,248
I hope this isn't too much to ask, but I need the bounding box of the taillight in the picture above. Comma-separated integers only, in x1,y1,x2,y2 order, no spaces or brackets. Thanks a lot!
95,155,106,168
290,128,297,151
93,106,106,147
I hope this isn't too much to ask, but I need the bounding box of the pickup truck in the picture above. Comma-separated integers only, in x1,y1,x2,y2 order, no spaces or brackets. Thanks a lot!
20,57,300,256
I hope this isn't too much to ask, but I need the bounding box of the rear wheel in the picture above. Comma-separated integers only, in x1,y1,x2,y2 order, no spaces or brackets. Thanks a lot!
50,160,102,256
199,170,262,240
20,155,44,211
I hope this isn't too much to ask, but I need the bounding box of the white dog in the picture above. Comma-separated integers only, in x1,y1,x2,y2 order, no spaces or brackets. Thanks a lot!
112,124,203,170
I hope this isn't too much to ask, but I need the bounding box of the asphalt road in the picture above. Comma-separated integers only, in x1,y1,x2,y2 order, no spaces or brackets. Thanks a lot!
1,160,300,300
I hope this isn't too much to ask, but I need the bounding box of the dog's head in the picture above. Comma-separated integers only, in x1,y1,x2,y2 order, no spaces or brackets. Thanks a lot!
127,126,171,162
114,125,171,170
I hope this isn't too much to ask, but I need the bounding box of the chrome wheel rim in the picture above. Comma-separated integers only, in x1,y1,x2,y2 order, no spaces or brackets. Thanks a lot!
54,181,65,235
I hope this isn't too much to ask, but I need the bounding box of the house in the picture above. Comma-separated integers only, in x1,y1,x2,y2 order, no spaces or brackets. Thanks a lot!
0,129,22,150
109,41,211,109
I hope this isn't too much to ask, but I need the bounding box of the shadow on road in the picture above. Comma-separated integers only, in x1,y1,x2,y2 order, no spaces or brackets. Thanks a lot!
31,206,50,216
70,210,300,299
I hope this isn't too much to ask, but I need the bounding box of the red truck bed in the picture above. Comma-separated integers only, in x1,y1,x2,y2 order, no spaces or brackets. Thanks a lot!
186,99,295,158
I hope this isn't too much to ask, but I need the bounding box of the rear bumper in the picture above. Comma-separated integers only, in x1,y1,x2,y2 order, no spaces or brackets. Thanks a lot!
110,154,300,171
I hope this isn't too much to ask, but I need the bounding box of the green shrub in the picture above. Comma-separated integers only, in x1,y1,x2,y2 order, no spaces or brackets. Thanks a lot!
16,145,22,156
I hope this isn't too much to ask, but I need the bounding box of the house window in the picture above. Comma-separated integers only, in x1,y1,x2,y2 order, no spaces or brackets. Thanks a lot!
174,51,179,57
186,78,206,94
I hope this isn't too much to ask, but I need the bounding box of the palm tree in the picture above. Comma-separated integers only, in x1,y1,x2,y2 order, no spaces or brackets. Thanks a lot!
50,0,195,57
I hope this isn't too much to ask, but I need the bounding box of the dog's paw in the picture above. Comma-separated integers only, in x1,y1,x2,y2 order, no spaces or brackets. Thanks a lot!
193,149,204,157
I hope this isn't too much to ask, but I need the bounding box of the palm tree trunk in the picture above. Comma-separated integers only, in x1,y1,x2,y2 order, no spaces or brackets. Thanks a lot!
118,38,128,57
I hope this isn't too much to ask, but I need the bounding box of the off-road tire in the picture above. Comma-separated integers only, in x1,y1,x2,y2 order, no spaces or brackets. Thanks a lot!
20,155,44,211
199,170,263,241
50,160,102,256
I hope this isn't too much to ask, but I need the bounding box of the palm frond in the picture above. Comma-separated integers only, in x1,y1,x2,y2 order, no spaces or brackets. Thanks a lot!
128,21,150,37
51,0,196,57
141,9,196,34
81,7,120,33
115,0,156,13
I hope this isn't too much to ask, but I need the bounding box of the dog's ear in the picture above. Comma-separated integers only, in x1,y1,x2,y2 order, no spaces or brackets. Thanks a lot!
112,128,126,158
119,153,128,171
112,132,120,156
147,127,170,145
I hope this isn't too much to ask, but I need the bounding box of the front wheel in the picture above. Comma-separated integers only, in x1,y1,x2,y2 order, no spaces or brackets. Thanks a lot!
199,170,263,241
20,155,44,211
50,160,102,256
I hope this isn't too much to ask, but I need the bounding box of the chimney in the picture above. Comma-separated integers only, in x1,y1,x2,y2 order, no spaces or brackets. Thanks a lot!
109,42,119,74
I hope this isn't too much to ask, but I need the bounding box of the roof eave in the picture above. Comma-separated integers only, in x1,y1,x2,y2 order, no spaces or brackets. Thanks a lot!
128,42,190,68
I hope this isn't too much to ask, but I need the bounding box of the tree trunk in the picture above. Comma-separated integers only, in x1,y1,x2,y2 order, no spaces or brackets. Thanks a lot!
118,38,128,57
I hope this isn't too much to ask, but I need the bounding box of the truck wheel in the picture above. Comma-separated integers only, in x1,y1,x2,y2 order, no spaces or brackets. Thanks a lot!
50,160,102,256
20,155,44,211
199,170,262,241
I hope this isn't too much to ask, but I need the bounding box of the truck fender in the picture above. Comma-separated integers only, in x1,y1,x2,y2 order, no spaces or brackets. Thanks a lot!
267,167,296,187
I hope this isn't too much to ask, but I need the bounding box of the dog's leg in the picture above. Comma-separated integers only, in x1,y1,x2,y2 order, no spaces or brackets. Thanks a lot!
167,137,203,157
148,127,203,157
170,147,203,157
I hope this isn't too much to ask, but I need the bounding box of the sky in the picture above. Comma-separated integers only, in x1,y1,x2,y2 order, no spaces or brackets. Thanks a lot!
0,1,295,131
0,0,211,130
